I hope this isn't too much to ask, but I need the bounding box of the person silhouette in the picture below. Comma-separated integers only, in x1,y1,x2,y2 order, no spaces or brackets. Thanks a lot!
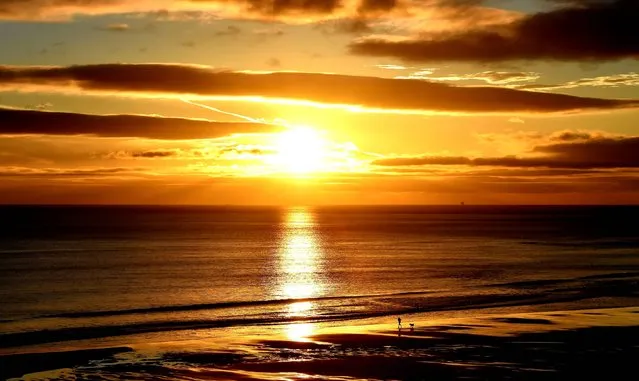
397,316,402,330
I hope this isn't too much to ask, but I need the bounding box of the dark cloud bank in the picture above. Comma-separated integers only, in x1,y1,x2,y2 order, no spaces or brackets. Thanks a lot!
0,108,279,139
0,0,401,20
374,136,639,169
1,64,638,113
350,0,639,62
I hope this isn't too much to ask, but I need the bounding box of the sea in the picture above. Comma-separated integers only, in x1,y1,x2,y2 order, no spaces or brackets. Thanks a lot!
1,205,639,378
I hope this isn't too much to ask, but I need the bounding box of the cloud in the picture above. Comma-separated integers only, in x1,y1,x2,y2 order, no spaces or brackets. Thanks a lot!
98,23,130,32
0,0,394,21
532,136,639,166
477,129,621,145
516,72,639,91
253,27,285,37
394,69,435,79
1,64,638,114
130,150,178,158
350,0,639,62
217,144,276,157
548,130,611,142
265,58,281,67
0,0,522,33
105,149,184,160
105,144,274,160
216,25,242,37
315,18,373,35
375,156,474,166
0,166,148,178
373,136,639,169
451,168,618,178
375,64,411,70
358,0,397,13
0,107,281,139
22,102,54,111
0,0,332,20
418,71,541,84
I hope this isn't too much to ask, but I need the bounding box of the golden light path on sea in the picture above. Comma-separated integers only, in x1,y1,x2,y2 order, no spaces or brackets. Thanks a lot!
277,207,324,341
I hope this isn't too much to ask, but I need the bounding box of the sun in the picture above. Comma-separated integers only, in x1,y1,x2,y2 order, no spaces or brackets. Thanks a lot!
272,126,329,174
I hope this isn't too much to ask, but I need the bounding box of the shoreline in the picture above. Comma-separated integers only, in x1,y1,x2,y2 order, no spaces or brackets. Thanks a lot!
3,268,638,355
3,305,639,380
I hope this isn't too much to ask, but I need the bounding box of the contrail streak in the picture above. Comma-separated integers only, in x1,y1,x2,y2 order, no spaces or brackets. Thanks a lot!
181,99,265,124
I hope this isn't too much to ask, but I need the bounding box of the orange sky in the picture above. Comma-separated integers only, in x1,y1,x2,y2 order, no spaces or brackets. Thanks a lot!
0,0,638,204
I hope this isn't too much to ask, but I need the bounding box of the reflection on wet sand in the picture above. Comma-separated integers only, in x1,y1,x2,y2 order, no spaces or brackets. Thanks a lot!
286,323,315,342
236,307,639,381
3,308,639,380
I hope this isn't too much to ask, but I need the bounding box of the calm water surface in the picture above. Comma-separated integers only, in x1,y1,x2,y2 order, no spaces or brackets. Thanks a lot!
1,205,638,347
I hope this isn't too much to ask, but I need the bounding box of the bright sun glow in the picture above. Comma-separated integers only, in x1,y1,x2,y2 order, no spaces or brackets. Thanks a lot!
286,323,315,342
272,126,329,174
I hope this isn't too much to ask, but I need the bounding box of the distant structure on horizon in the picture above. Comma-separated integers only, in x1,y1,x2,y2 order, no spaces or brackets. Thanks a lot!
461,201,465,206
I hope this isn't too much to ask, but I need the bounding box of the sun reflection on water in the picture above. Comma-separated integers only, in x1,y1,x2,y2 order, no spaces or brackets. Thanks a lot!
278,207,324,301
277,207,324,340
288,301,313,315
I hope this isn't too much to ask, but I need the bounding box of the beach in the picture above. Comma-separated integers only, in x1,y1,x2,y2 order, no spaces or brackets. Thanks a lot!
2,205,639,380
3,306,639,380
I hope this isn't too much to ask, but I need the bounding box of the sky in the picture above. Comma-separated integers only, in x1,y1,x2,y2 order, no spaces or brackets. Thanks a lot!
0,0,638,205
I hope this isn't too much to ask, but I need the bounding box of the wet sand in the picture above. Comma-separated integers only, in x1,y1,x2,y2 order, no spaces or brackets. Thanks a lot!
3,307,639,380
0,347,133,380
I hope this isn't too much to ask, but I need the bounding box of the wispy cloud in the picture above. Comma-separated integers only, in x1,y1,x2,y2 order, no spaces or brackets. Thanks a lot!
0,166,150,178
105,144,275,160
97,23,129,32
516,72,639,91
401,71,541,84
181,99,263,123
375,64,412,70
215,25,242,37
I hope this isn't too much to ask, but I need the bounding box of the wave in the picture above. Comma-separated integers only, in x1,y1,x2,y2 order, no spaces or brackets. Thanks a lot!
521,239,639,249
43,271,639,321
3,272,638,349
2,289,635,349
0,293,592,349
0,300,503,348
490,271,639,289
36,291,437,319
